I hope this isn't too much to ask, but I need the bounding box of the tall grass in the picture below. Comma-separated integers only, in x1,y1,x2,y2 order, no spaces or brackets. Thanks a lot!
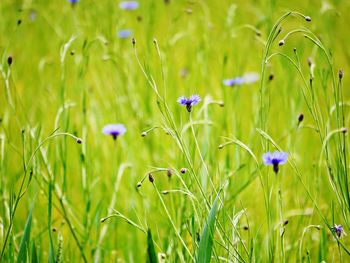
0,0,349,262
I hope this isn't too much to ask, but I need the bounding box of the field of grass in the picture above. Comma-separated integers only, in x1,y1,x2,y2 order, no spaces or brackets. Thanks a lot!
1,0,350,262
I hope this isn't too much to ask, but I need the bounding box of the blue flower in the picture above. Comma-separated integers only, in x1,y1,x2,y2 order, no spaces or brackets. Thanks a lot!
223,72,259,87
262,151,288,174
177,95,201,112
223,77,244,87
118,29,132,39
119,1,139,10
332,224,344,238
68,0,79,3
102,124,126,140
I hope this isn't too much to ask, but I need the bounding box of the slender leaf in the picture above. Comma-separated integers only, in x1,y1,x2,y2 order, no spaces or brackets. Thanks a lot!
17,209,33,263
196,197,219,263
147,229,158,263
31,242,38,263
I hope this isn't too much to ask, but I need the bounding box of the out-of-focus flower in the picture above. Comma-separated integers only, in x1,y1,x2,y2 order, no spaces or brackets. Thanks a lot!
223,72,259,87
102,124,126,140
262,151,288,174
118,29,132,39
119,1,139,10
332,224,344,238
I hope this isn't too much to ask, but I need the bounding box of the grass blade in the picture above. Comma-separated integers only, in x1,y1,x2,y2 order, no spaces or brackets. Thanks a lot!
147,229,158,263
196,197,219,263
17,209,32,263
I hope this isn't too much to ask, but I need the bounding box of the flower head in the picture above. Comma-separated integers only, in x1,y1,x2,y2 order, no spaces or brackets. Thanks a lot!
102,124,126,140
177,95,201,112
223,72,259,87
68,0,79,4
117,29,132,39
332,224,344,238
262,151,288,174
119,1,139,10
223,77,244,87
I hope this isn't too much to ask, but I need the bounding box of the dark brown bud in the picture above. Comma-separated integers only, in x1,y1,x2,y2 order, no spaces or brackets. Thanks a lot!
52,227,57,232
17,19,22,25
137,182,142,187
141,131,147,137
7,56,13,66
269,73,274,81
76,138,82,144
298,113,304,123
305,16,311,22
307,57,312,67
70,50,75,56
148,173,154,183
180,168,186,174
284,220,289,226
278,40,285,46
243,226,249,230
167,168,173,178
218,144,223,149
339,69,344,80
132,38,136,46
341,127,347,134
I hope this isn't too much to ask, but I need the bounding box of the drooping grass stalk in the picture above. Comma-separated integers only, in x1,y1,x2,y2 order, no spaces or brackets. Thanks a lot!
0,131,82,261
152,181,194,261
94,163,131,263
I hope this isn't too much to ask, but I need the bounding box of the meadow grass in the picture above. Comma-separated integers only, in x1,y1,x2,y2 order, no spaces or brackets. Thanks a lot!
0,0,350,262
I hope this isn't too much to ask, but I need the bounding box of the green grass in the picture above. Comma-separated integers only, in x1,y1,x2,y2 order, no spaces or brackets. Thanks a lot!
0,0,350,262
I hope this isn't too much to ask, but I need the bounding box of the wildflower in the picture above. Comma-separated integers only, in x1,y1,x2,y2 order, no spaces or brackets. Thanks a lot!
102,124,126,140
119,1,139,10
7,56,12,66
69,0,79,4
223,72,259,87
117,29,132,39
223,77,244,87
262,151,288,174
332,224,344,238
177,95,201,112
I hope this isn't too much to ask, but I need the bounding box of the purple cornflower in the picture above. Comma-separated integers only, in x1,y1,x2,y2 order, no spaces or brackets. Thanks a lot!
223,77,244,87
102,124,126,140
262,151,288,174
118,29,132,39
119,1,139,10
332,224,344,238
223,72,259,87
177,95,201,112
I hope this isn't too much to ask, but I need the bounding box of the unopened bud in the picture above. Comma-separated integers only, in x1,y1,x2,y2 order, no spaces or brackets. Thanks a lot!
218,144,223,149
167,169,173,178
141,131,147,137
76,138,82,144
7,56,13,66
305,16,311,22
269,73,274,81
148,173,154,183
132,38,136,46
284,220,289,226
298,113,304,123
180,168,186,174
278,40,285,46
341,127,347,134
339,69,344,80
137,182,142,187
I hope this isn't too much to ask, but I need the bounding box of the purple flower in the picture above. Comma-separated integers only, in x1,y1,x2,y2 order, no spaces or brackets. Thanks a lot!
119,1,139,10
102,124,126,140
177,95,201,112
118,29,132,39
223,77,244,87
223,72,259,87
68,0,79,3
332,224,344,238
262,151,288,174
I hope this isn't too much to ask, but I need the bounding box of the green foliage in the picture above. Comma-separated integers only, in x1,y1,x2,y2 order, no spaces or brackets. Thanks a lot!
196,197,218,263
